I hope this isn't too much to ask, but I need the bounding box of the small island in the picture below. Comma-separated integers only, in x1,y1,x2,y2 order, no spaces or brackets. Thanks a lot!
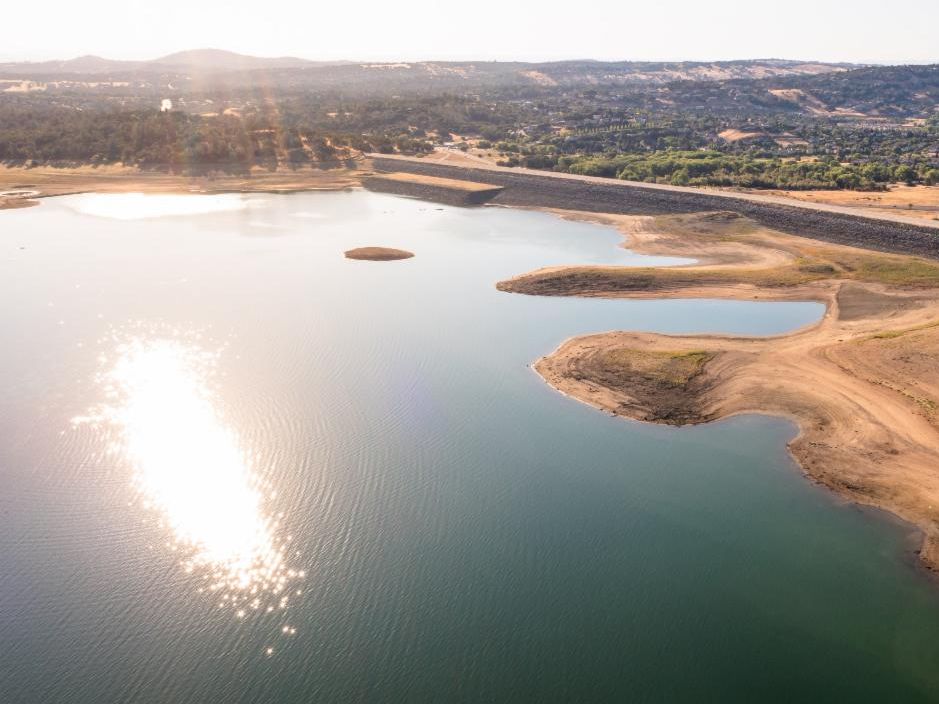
344,247,414,261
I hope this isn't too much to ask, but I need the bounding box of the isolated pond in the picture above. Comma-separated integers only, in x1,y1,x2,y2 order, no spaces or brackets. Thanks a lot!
1,190,938,703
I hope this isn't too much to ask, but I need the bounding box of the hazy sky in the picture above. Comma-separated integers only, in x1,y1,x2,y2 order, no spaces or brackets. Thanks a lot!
2,0,937,64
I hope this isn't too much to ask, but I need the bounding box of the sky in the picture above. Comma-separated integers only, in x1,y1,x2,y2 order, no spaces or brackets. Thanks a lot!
2,0,937,65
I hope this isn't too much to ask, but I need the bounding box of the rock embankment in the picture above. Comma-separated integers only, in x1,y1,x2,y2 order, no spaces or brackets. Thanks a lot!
370,157,939,260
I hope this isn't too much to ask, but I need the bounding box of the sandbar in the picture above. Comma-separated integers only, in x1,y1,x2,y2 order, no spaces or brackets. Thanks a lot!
345,247,414,261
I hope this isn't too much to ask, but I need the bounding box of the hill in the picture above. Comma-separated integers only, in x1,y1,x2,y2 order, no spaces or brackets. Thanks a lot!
0,52,852,86
151,49,318,72
0,49,325,76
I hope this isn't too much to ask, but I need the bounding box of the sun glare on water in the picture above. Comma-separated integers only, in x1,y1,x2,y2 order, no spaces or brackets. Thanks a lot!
62,192,250,220
80,335,303,620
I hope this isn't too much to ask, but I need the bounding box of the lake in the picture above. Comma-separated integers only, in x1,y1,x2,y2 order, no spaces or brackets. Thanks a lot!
2,190,939,702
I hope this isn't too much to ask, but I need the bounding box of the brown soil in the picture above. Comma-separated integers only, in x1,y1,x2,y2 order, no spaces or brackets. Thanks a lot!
718,129,765,143
755,185,939,223
536,210,796,270
503,208,939,571
421,147,503,167
365,171,500,192
371,155,939,260
344,247,414,261
0,197,39,211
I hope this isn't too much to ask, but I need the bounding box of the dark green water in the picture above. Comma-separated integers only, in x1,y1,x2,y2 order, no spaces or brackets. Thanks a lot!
1,191,938,702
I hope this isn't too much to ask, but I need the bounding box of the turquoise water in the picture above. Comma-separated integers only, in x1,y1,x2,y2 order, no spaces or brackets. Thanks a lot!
1,191,938,702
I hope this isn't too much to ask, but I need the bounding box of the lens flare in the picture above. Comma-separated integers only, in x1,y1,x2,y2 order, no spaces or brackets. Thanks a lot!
78,335,301,614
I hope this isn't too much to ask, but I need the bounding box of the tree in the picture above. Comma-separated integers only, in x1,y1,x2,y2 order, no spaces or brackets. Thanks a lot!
894,165,917,185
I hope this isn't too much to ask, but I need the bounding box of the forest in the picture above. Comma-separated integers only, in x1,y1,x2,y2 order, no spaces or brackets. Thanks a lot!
1,60,938,188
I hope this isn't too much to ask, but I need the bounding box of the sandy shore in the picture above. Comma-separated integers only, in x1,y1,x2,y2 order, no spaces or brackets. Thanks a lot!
0,197,39,211
501,209,939,571
0,164,363,210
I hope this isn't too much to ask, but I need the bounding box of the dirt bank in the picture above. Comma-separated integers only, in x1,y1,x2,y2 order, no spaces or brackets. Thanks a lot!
362,173,502,205
499,211,939,298
0,196,39,211
0,164,363,205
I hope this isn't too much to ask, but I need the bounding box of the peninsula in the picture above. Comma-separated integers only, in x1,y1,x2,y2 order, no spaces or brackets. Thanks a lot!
497,208,939,570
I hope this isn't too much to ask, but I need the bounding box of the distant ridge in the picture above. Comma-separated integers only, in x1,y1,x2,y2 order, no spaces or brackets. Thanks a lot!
151,49,319,71
0,49,341,76
0,51,855,82
0,54,144,75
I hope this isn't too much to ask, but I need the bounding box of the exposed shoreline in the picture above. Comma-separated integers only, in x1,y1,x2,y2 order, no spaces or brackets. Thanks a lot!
501,209,939,572
375,153,939,232
0,164,363,210
361,172,503,206
371,155,939,260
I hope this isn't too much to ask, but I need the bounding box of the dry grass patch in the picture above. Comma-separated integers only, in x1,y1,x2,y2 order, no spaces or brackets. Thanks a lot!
594,349,714,387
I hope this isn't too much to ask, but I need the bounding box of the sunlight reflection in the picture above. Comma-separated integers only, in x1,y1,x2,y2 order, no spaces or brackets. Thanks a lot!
78,335,301,617
62,192,250,220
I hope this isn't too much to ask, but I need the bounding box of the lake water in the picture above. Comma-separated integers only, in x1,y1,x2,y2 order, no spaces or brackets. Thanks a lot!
2,190,939,702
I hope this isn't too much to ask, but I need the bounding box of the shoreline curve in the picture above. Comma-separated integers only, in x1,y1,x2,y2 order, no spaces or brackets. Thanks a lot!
503,207,939,572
